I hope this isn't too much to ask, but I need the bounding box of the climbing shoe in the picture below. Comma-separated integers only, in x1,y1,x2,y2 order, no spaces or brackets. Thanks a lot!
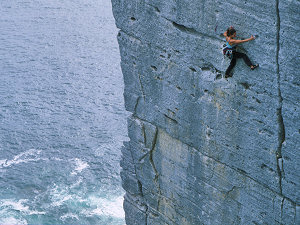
225,73,233,78
251,64,259,70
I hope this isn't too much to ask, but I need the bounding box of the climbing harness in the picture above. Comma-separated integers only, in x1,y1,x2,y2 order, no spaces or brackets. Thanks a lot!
222,41,236,59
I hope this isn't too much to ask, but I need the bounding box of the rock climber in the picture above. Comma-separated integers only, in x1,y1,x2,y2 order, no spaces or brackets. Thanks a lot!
223,26,259,78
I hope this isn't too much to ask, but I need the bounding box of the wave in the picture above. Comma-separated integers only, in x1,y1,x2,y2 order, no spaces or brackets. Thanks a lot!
48,182,125,219
70,158,89,175
49,183,73,207
84,195,125,219
0,149,42,169
0,216,28,225
60,213,79,221
0,199,46,215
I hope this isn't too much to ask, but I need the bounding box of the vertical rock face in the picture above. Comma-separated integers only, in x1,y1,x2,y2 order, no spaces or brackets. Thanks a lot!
111,0,300,224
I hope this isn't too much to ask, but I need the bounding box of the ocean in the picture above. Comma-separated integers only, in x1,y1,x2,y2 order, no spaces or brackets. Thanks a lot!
0,0,128,224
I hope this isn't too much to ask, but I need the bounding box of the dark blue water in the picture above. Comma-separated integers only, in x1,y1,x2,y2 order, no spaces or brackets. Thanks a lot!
0,0,128,224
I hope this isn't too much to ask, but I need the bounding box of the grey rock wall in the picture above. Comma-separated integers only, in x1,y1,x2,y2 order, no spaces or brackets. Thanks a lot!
111,0,300,224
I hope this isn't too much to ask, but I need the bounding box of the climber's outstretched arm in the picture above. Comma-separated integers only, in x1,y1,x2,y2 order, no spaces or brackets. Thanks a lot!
230,35,255,45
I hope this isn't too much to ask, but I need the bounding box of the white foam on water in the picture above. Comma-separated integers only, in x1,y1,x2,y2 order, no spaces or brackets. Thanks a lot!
83,195,125,219
51,194,72,207
1,199,28,212
0,216,28,225
51,157,64,161
0,149,42,169
60,213,79,221
70,177,83,188
47,182,125,223
71,158,89,175
49,184,72,207
0,199,45,215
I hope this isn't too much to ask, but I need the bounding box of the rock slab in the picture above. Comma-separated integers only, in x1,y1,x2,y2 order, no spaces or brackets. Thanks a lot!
112,0,300,224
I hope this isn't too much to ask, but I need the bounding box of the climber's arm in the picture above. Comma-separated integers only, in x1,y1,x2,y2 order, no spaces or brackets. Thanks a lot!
230,35,255,45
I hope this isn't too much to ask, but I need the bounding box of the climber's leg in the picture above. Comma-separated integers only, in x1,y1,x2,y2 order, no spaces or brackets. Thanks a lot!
234,52,253,67
225,53,237,77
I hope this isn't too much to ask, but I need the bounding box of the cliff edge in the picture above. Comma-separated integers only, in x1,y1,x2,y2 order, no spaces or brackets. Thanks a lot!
112,0,300,224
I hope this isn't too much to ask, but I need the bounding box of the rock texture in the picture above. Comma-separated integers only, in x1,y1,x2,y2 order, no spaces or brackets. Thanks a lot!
111,0,300,224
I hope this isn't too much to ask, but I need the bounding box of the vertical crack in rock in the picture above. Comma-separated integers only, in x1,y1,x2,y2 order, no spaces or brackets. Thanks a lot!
275,0,285,195
149,128,162,210
126,127,149,222
138,180,144,197
142,124,147,147
133,96,141,115
281,197,285,223
145,204,149,225
137,180,149,224
149,128,159,184
138,73,146,100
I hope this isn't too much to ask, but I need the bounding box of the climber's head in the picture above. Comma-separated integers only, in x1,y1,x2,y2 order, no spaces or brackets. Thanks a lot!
227,27,236,38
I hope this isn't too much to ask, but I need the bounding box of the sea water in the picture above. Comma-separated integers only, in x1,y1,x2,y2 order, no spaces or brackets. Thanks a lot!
0,0,128,224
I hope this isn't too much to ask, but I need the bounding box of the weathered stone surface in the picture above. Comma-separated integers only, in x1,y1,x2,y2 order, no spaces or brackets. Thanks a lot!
112,0,300,224
123,193,147,225
279,0,300,205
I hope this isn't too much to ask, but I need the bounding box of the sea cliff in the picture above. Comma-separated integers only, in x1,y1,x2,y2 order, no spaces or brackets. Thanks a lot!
112,0,300,224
